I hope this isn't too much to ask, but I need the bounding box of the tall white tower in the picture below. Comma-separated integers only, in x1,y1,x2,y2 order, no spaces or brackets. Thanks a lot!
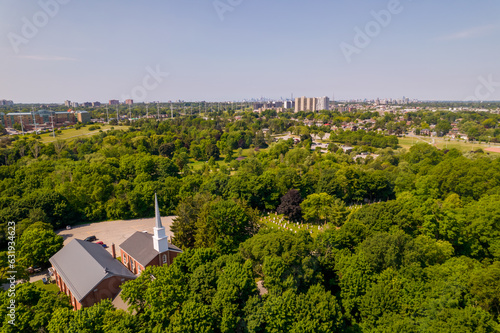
153,193,169,253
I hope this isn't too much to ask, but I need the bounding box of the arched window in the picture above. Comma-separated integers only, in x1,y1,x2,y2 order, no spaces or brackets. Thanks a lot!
163,254,167,264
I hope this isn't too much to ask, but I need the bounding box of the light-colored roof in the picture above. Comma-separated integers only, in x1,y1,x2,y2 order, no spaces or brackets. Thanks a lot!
49,239,136,302
119,231,182,267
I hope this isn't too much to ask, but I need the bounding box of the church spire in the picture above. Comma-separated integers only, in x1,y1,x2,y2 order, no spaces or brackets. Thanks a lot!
155,193,163,229
153,193,169,253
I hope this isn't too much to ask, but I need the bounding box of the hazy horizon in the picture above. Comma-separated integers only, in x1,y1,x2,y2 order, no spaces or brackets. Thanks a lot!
1,0,499,103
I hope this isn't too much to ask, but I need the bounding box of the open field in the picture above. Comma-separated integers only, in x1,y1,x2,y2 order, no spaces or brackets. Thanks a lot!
398,136,500,154
38,125,130,144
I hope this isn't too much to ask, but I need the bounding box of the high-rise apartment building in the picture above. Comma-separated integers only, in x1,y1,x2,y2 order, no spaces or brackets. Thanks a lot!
316,96,330,111
109,100,120,105
295,96,317,113
0,100,13,106
283,101,294,109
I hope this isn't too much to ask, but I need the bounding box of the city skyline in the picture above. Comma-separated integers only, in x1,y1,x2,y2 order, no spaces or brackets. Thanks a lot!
1,0,500,103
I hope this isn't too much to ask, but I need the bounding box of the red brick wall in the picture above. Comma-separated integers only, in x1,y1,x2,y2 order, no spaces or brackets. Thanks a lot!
121,249,182,274
52,265,132,310
80,275,134,308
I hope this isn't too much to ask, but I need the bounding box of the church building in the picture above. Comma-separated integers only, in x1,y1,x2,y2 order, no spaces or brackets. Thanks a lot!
119,194,183,275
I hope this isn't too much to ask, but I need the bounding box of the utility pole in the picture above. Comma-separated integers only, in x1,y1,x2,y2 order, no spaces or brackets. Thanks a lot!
157,103,160,120
50,113,55,137
106,106,109,123
32,106,38,134
146,104,149,118
170,104,173,118
20,115,24,135
116,105,119,123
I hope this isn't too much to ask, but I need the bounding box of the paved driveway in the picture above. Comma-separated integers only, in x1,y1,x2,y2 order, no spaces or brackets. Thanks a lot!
56,216,176,256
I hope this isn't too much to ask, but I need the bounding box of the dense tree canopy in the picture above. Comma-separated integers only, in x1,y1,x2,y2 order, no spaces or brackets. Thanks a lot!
0,110,500,332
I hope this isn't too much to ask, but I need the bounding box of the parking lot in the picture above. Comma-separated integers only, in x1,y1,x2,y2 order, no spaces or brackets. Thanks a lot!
56,216,176,256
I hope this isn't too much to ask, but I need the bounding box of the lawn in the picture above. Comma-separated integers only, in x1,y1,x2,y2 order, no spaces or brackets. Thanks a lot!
398,136,500,154
38,124,130,144
33,279,60,293
189,159,228,171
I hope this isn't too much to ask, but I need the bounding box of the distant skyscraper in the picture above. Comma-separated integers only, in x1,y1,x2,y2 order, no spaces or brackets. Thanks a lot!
109,100,120,105
64,100,71,107
0,100,13,106
125,99,133,105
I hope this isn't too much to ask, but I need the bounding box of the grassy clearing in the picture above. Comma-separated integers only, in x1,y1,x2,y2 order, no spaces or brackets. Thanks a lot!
261,213,325,238
33,279,59,293
189,159,228,171
38,125,130,144
398,136,500,154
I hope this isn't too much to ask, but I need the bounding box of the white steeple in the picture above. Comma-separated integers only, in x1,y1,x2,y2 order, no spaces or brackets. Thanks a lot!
153,193,169,253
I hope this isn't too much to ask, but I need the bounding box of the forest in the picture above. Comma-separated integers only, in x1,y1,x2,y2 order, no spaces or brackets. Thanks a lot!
0,110,499,332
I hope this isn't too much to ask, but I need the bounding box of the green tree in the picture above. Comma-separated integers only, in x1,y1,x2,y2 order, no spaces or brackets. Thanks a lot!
0,283,71,333
171,193,211,249
19,222,63,267
195,199,258,254
168,300,215,333
301,193,346,225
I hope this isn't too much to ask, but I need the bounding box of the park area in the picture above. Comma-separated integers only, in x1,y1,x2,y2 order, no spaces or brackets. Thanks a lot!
37,124,130,144
398,136,500,154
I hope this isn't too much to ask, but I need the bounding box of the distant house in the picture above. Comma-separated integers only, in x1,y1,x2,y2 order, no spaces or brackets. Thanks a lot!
341,146,354,153
50,239,136,310
421,129,431,136
119,194,182,275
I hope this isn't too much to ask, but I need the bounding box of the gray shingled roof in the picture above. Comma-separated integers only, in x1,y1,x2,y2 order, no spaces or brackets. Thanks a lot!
119,231,182,267
49,239,136,302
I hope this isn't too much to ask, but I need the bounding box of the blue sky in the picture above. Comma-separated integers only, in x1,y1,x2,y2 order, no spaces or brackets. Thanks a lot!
1,0,499,103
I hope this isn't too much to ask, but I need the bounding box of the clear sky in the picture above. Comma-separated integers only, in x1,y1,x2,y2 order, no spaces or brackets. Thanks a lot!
1,0,499,103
